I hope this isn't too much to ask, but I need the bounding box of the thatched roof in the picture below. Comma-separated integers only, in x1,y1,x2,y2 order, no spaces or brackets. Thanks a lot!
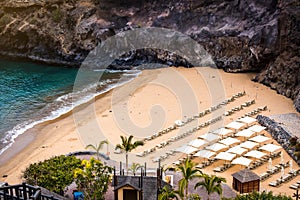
232,169,260,183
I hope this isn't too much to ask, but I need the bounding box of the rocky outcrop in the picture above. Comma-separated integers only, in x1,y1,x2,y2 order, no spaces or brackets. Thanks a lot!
0,0,299,109
257,115,300,165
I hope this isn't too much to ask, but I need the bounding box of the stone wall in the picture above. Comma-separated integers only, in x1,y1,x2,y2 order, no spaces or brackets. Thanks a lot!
256,115,299,165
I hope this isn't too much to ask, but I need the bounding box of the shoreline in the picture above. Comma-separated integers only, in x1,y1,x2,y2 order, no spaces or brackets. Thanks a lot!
0,67,299,196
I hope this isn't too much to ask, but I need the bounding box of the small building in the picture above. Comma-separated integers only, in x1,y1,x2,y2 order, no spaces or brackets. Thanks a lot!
232,169,260,194
112,168,169,200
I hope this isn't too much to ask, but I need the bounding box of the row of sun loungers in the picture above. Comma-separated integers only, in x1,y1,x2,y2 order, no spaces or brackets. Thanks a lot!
260,161,290,181
138,116,222,158
290,180,300,190
269,169,300,187
224,99,255,116
143,91,246,143
213,163,233,172
196,159,216,169
240,106,268,118
248,152,281,170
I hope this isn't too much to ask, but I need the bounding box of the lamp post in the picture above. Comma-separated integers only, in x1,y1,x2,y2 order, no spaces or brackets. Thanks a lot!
293,189,299,200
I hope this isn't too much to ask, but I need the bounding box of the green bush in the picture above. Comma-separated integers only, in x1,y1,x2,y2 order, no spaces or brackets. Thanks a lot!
0,14,11,27
74,158,113,200
22,155,82,194
52,8,63,23
235,191,292,200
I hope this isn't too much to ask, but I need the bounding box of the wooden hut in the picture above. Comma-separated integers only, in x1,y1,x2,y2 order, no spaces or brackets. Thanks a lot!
232,169,260,194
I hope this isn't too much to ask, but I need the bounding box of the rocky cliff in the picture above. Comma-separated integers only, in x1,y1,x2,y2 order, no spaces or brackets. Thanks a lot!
0,0,299,110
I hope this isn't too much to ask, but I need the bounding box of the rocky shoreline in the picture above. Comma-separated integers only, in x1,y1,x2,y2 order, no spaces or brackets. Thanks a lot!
257,114,300,165
0,0,299,110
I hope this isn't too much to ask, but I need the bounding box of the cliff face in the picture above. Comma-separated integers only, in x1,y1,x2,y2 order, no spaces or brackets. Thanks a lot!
0,0,299,110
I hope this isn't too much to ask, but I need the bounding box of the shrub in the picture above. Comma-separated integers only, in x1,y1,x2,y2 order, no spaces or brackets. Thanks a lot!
52,8,63,23
0,14,11,27
22,155,82,194
74,158,113,200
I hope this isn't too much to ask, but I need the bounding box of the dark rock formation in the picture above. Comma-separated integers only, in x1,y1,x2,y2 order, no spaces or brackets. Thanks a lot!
0,0,299,109
257,115,300,165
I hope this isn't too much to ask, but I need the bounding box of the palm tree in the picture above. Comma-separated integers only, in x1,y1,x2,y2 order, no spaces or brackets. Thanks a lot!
115,135,144,175
177,158,202,200
194,174,226,200
85,140,108,160
158,185,180,200
129,163,142,176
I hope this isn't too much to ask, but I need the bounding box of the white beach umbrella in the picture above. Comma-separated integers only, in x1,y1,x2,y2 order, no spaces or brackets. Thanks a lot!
239,141,259,149
227,146,248,155
235,129,255,138
175,145,198,154
219,137,241,146
225,121,246,131
231,156,253,166
194,149,216,159
249,135,270,143
205,143,228,152
211,128,233,137
244,150,266,159
281,166,284,178
198,133,219,142
259,144,282,153
188,139,207,148
281,151,284,164
215,152,236,161
248,124,266,134
290,160,293,173
268,158,272,171
237,116,257,127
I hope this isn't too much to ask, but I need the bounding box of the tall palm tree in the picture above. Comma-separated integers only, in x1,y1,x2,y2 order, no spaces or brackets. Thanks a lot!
115,135,144,175
194,174,226,200
177,158,202,200
85,140,108,160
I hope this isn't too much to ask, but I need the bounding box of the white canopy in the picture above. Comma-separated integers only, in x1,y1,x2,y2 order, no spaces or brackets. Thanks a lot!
225,121,246,131
215,152,236,161
248,124,266,133
198,133,219,142
188,139,207,148
231,156,253,166
205,143,228,152
235,129,255,138
194,149,216,159
211,128,233,136
259,143,282,153
175,145,198,154
239,141,259,149
219,137,241,146
237,116,257,125
227,146,248,155
244,150,266,159
249,135,270,143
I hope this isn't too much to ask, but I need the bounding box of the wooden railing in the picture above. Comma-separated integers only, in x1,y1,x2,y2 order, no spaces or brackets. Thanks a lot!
0,183,60,200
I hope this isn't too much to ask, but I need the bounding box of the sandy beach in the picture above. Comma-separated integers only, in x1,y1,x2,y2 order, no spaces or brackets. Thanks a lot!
0,66,299,196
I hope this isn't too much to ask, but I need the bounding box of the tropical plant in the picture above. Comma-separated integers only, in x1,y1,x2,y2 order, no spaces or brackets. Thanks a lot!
22,155,82,194
115,135,144,175
158,185,180,200
129,162,142,176
74,158,113,200
235,190,292,200
85,140,108,160
194,174,226,200
176,158,202,200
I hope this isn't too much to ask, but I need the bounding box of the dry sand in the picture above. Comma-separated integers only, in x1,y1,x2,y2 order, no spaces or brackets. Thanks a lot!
0,67,299,196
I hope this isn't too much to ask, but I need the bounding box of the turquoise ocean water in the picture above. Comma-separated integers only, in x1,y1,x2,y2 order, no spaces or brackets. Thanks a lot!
0,59,139,155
